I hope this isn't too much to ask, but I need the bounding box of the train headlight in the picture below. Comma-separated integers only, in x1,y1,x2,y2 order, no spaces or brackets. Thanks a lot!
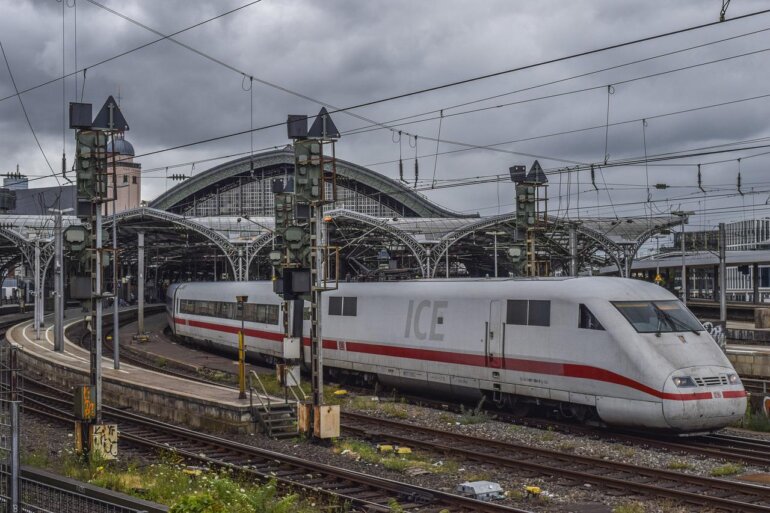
727,374,741,385
672,376,696,388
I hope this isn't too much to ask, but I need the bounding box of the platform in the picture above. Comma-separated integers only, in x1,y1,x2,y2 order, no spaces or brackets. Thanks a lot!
6,307,267,433
116,312,269,379
727,343,770,379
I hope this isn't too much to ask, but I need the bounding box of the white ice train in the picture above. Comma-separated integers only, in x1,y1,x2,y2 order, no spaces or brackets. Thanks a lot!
166,277,746,432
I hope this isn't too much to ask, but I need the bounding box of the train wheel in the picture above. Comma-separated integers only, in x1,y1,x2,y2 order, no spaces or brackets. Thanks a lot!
509,400,530,418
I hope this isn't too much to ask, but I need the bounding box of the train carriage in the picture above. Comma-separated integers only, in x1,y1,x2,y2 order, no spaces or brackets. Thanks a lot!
166,277,746,432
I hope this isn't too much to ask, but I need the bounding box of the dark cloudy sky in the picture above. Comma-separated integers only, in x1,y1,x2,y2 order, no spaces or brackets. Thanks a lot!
2,0,770,234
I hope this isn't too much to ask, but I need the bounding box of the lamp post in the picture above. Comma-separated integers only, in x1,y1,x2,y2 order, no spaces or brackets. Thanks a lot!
485,231,507,277
672,211,694,305
236,295,248,399
48,207,74,351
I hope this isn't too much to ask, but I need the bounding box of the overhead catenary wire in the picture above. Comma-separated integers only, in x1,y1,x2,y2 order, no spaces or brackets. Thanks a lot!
7,3,770,228
9,3,770,198
5,5,770,174
5,5,770,114
431,110,443,188
342,24,770,137
362,90,770,170
0,38,60,185
0,0,265,105
76,0,575,168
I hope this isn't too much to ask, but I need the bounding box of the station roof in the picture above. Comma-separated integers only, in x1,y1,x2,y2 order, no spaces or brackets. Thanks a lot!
149,147,475,219
615,250,770,272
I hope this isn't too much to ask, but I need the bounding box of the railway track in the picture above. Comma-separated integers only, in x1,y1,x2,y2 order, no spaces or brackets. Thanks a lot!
16,312,770,510
87,313,770,469
18,377,530,513
341,411,770,512
488,411,770,468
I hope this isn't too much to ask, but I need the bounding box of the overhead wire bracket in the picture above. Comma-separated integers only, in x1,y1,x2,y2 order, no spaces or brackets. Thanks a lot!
697,164,705,193
720,0,731,21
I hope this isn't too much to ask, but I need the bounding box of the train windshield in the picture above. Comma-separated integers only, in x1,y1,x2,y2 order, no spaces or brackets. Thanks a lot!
613,301,704,334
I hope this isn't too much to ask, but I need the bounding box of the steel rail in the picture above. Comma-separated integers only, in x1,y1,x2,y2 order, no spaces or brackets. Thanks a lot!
19,380,530,513
85,311,770,469
342,411,770,512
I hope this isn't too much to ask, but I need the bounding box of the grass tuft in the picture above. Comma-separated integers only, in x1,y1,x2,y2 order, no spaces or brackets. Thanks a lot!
710,463,743,477
667,460,694,471
613,502,646,513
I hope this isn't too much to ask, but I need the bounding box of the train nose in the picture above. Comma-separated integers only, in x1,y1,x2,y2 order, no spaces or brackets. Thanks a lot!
662,367,747,431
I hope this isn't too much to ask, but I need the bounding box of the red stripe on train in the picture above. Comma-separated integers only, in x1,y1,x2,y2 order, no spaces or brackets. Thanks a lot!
175,317,283,342
172,316,746,401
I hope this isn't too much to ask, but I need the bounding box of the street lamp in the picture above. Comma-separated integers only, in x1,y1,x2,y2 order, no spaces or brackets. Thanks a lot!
235,295,248,399
672,211,694,304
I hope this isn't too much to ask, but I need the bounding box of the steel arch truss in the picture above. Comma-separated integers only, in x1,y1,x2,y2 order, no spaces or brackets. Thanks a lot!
0,227,55,282
243,232,276,280
430,212,518,277
325,209,429,277
106,207,246,280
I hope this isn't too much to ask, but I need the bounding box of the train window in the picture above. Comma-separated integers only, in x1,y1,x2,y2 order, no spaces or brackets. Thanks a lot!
506,300,528,325
266,305,279,325
329,297,343,316
343,297,357,316
652,301,703,332
218,302,233,319
243,304,257,323
528,300,550,326
303,307,311,320
579,304,604,330
180,300,195,315
256,304,267,323
613,301,703,334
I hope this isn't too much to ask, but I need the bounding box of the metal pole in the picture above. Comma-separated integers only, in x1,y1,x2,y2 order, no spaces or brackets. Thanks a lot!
239,310,246,399
95,206,103,423
494,233,498,278
54,210,64,351
113,208,119,369
753,263,760,304
138,232,145,335
34,239,40,339
569,223,578,277
719,222,727,323
312,204,324,407
10,401,20,513
681,216,687,305
445,248,449,278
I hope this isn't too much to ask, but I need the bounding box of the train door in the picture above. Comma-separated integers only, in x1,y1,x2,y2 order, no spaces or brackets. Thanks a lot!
487,300,504,368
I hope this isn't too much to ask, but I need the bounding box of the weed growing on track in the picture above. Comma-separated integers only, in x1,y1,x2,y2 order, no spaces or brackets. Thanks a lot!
666,460,695,471
709,463,743,477
613,502,646,513
334,439,459,475
23,448,318,512
739,410,770,432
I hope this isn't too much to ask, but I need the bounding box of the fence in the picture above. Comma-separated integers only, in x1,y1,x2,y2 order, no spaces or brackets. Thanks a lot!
0,340,156,513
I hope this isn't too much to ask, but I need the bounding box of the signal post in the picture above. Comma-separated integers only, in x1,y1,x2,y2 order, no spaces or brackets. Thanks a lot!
270,109,340,439
68,97,127,460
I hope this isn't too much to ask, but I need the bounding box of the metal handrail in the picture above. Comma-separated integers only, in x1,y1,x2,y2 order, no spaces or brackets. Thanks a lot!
248,370,271,416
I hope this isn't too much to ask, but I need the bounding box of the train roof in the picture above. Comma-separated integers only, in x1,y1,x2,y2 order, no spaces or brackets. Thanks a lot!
168,277,676,303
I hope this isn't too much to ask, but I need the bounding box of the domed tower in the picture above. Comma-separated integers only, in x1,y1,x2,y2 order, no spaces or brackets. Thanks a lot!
106,134,141,213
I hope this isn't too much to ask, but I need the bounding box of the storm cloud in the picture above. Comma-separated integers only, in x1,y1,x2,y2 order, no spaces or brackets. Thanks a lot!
2,0,770,237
